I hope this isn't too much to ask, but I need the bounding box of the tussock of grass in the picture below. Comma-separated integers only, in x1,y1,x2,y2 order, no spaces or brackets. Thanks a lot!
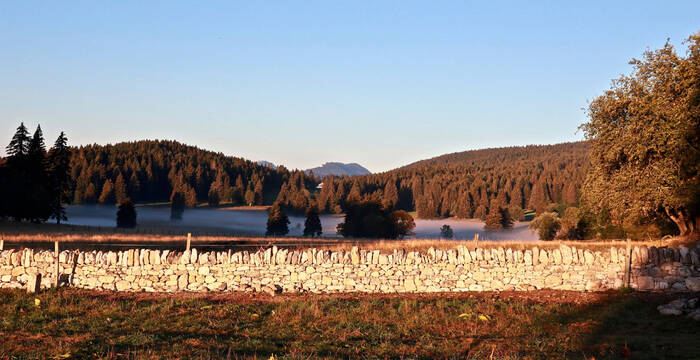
0,289,698,359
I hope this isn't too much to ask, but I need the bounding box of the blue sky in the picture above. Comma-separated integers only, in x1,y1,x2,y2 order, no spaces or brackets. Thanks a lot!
1,1,699,172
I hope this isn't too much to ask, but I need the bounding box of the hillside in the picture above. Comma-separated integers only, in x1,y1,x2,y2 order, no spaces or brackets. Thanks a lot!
9,135,590,219
316,142,590,218
306,162,371,177
68,140,318,209
402,142,589,169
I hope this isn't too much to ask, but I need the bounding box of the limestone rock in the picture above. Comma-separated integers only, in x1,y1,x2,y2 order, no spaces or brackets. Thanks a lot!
685,278,700,292
636,276,654,290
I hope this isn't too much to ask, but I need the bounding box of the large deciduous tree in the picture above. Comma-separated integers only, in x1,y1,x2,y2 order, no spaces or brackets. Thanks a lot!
581,34,700,237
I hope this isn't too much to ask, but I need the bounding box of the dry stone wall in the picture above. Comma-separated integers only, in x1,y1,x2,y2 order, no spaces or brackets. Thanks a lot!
1,244,699,294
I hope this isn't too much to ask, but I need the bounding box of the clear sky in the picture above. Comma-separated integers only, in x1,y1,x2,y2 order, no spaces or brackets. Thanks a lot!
1,1,699,172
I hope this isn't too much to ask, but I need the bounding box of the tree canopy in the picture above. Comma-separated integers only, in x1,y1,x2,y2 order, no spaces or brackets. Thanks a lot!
580,33,700,236
318,142,588,220
336,201,415,239
0,123,62,223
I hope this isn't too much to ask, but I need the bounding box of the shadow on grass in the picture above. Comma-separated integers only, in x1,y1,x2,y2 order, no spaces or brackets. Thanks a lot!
528,290,700,360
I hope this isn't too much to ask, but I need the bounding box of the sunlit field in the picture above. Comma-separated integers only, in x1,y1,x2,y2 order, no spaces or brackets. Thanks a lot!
1,288,698,359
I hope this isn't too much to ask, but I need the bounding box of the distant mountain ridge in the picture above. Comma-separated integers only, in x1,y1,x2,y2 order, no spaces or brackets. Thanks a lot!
305,162,371,177
256,160,277,169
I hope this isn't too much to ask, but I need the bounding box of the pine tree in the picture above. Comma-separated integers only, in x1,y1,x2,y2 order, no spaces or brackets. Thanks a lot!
563,182,577,205
128,172,141,199
528,179,549,214
170,190,185,220
303,205,323,237
484,206,513,230
116,199,137,228
6,122,30,158
346,181,362,203
510,182,524,208
98,179,115,204
48,132,71,224
114,173,128,204
382,179,399,208
266,202,290,236
253,181,264,205
3,123,32,220
27,125,51,222
484,207,504,230
244,187,255,206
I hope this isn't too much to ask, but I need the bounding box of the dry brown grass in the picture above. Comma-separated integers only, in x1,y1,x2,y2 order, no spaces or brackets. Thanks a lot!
2,221,695,252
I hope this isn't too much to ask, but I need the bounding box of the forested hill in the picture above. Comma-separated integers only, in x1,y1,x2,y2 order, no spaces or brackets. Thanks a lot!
402,142,589,169
316,142,590,219
69,140,319,209
54,138,590,220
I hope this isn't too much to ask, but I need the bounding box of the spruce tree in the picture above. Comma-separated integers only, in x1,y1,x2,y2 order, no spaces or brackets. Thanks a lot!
484,207,504,230
266,202,290,236
484,207,513,230
6,122,30,159
170,191,185,220
4,123,31,220
303,205,322,237
114,173,128,204
116,199,137,228
383,180,399,208
27,125,51,222
98,179,115,204
48,132,71,224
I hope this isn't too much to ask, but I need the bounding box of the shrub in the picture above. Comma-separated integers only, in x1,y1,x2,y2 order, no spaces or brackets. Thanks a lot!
337,201,415,239
440,224,454,239
529,212,560,240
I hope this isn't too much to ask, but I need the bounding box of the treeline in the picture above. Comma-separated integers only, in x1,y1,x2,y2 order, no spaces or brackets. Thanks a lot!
2,125,589,224
2,130,590,222
316,142,589,219
68,140,319,210
0,123,71,222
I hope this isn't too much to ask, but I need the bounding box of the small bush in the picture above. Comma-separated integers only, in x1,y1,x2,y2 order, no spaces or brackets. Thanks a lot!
529,212,560,240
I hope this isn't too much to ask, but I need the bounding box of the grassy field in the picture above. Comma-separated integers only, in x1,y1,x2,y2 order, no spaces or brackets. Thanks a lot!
1,289,698,359
2,221,692,254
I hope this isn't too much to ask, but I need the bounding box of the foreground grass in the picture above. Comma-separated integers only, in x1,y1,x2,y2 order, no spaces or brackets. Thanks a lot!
1,289,698,359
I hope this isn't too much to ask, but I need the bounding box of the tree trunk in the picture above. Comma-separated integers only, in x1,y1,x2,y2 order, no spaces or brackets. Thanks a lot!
665,208,692,236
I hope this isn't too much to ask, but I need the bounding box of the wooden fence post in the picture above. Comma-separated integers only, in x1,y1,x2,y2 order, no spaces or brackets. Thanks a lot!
186,233,191,252
55,241,60,287
624,238,632,288
473,233,479,250
0,237,4,251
